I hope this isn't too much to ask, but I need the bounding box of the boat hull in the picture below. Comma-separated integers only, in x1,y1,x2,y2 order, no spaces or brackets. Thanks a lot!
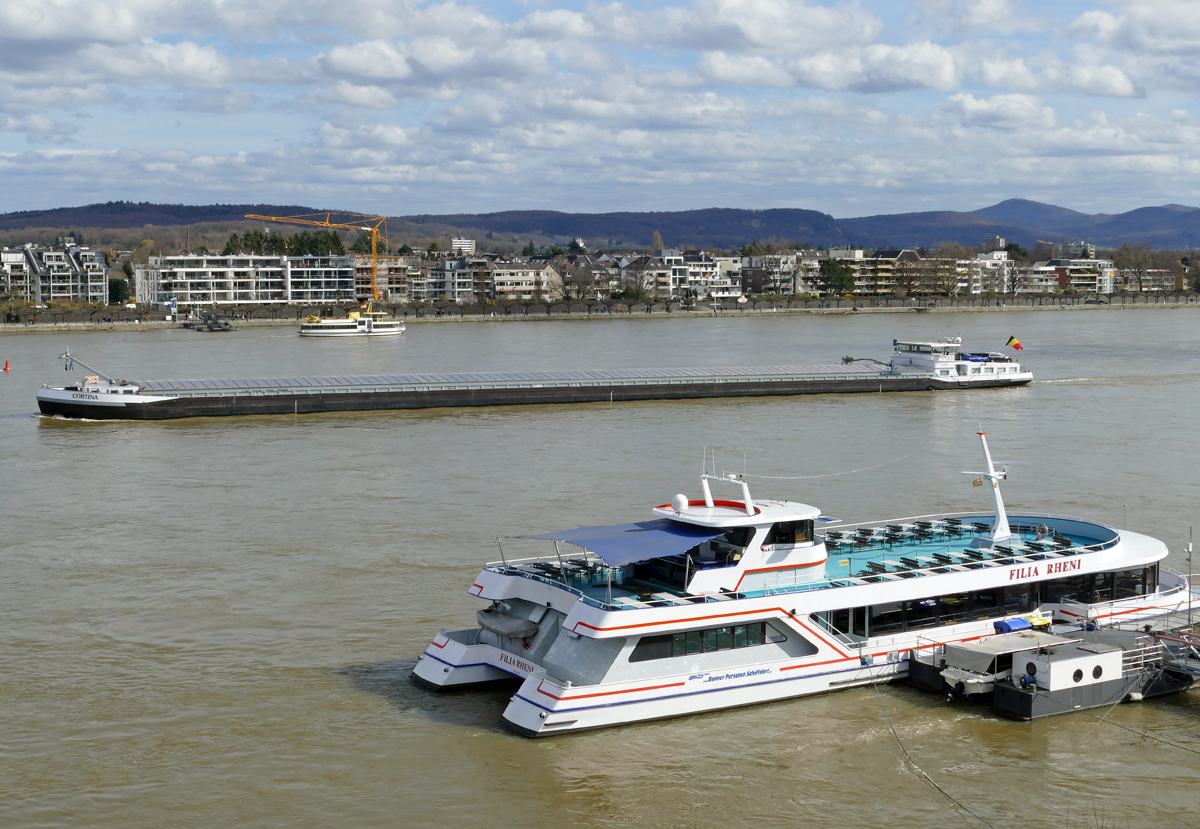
36,374,1030,421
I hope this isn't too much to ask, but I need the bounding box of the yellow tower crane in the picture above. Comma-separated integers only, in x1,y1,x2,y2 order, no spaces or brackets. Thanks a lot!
244,212,389,301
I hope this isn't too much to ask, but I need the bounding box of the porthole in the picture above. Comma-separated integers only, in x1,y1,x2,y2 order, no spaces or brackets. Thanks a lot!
1093,665,1103,679
1073,669,1083,683
1025,662,1037,676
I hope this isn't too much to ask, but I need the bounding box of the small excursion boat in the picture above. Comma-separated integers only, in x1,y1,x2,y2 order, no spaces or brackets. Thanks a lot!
299,304,404,337
411,432,1190,736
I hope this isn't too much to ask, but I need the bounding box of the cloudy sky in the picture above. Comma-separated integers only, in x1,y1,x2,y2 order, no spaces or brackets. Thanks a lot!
1,0,1197,216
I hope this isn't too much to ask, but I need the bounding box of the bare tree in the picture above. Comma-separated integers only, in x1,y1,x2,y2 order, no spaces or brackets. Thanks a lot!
561,261,597,300
651,230,665,251
891,251,923,296
1152,249,1185,292
929,244,970,295
1114,242,1154,292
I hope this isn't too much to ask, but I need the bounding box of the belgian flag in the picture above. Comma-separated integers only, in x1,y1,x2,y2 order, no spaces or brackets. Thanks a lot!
1006,336,1024,350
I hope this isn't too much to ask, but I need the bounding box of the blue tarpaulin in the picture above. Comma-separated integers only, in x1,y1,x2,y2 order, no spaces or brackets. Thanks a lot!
993,617,1033,633
521,519,728,567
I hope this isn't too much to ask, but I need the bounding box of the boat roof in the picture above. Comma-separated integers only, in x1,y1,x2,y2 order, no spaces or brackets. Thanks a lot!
650,498,820,527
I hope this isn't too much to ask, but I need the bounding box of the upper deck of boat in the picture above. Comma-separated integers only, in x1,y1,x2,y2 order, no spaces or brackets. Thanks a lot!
486,514,1121,611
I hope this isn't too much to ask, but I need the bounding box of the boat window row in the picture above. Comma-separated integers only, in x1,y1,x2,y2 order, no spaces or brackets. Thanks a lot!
630,622,770,662
822,567,1157,638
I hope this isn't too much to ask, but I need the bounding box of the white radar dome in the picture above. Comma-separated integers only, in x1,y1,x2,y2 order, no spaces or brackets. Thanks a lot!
671,494,688,514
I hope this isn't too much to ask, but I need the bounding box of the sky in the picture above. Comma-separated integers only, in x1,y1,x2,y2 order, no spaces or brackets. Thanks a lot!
1,0,1199,217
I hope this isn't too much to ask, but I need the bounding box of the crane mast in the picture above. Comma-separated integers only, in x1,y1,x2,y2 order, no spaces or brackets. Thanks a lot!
244,212,389,301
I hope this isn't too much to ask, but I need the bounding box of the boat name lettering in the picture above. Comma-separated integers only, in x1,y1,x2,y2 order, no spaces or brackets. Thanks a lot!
71,393,99,400
766,634,786,644
498,651,536,674
1008,559,1081,581
703,668,772,683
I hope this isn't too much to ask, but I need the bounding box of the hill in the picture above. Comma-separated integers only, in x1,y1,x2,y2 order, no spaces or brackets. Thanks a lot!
3,200,1200,252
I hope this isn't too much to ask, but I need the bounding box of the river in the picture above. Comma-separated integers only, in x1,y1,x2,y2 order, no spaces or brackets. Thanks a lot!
2,309,1199,828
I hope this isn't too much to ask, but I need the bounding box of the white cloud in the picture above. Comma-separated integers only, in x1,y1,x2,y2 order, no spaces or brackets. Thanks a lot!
790,41,962,92
942,92,1055,131
0,0,1198,217
316,82,399,109
916,0,1042,35
173,89,256,113
321,41,413,81
1,113,77,142
697,53,793,87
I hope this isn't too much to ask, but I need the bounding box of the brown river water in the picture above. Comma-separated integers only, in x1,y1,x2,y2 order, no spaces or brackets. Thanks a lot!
2,310,1200,828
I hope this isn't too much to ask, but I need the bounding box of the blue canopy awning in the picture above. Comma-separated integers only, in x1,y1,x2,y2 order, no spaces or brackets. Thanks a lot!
520,519,728,567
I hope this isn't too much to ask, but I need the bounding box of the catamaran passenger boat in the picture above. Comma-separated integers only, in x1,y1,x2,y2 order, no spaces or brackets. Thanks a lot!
412,433,1189,736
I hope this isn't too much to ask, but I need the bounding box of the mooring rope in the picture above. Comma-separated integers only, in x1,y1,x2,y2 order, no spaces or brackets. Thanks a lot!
866,663,997,829
737,451,918,481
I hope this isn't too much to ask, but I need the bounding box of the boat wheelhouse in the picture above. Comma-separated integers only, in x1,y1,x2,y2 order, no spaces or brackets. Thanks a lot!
412,434,1190,736
892,336,1031,386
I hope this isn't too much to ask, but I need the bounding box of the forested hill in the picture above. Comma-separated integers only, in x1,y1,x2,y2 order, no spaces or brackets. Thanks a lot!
3,200,1199,249
401,208,848,250
0,202,321,231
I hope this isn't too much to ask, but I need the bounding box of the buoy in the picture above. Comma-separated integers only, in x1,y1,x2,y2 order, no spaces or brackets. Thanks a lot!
3,360,8,372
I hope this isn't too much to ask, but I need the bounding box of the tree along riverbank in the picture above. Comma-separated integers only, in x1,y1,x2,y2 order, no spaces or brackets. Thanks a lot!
3,294,1199,334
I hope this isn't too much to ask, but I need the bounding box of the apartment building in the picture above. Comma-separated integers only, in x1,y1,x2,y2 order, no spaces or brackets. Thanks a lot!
1,248,31,300
354,255,412,302
1047,259,1116,294
491,263,562,301
143,253,354,304
4,245,108,304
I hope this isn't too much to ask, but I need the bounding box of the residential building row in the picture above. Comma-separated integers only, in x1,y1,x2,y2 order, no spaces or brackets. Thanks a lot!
1,244,108,304
3,240,1189,307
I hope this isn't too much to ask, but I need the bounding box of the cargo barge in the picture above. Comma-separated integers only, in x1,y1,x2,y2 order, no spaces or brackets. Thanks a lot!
36,337,1032,421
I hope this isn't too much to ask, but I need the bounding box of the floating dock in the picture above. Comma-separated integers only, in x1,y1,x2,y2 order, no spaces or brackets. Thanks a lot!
37,362,1030,420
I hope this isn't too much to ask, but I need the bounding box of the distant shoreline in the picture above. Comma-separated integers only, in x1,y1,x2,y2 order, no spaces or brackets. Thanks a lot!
2,299,1198,335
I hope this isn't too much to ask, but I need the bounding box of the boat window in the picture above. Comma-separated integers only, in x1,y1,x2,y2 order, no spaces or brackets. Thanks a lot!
630,622,770,662
1092,571,1114,603
764,520,814,546
937,370,950,376
1044,573,1088,603
720,527,755,548
1113,569,1147,599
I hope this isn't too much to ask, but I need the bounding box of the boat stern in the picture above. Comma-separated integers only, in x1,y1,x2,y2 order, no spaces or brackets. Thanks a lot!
411,629,519,689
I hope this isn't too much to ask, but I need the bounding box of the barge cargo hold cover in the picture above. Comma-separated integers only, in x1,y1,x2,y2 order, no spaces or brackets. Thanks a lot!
38,362,1029,421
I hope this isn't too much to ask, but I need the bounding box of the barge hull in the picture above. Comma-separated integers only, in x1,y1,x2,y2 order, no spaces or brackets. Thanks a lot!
38,376,1029,420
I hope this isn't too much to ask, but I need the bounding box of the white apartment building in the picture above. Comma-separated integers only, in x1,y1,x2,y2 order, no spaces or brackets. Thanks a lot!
686,253,740,300
287,255,357,303
6,245,108,304
1016,264,1061,294
960,250,1014,294
1,248,31,300
451,238,476,255
1047,259,1116,294
145,254,286,305
491,263,562,301
144,253,353,305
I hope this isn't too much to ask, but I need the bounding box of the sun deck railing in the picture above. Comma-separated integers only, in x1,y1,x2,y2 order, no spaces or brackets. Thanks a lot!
481,516,1122,610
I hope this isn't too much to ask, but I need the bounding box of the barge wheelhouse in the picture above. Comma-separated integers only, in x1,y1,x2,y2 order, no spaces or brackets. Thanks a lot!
412,434,1188,736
